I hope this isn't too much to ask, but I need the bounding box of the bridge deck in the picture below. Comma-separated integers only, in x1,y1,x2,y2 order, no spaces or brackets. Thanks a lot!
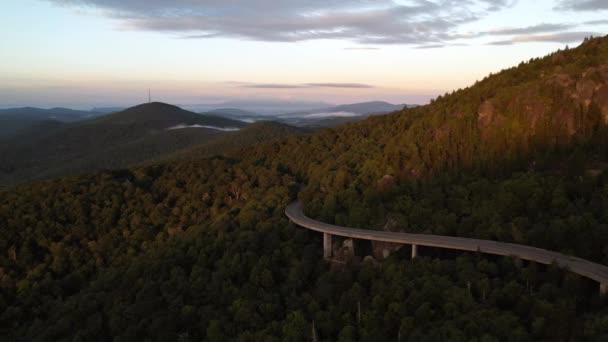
286,201,608,284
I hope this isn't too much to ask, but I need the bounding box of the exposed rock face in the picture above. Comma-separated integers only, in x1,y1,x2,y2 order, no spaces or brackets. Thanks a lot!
329,238,357,265
371,240,403,259
472,46,608,145
477,100,496,129
370,218,404,259
577,79,596,106
596,84,608,122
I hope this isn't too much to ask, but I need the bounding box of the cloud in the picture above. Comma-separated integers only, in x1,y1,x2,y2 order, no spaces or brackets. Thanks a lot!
585,19,608,25
556,0,608,11
343,47,380,50
45,0,515,45
47,0,599,47
415,44,446,49
243,84,306,89
488,31,601,45
306,83,374,88
167,124,240,131
488,23,574,35
241,82,374,89
303,111,359,118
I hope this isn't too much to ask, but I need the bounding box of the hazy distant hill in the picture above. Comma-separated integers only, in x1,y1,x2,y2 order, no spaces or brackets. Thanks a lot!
208,101,408,128
207,108,261,117
275,101,406,128
90,107,125,114
0,107,101,137
183,99,333,115
0,106,96,120
280,101,405,117
322,101,405,114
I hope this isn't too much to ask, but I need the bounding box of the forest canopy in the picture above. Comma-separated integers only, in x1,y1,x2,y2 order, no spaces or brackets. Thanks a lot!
2,36,608,340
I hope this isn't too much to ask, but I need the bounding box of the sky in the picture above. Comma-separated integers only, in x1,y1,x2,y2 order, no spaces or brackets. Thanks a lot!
1,0,607,109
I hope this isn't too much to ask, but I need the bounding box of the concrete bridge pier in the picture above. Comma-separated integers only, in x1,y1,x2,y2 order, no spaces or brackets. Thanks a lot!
601,282,607,296
323,233,333,259
411,244,418,259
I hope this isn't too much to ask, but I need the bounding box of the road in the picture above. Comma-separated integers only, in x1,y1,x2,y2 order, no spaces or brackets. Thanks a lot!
286,201,608,289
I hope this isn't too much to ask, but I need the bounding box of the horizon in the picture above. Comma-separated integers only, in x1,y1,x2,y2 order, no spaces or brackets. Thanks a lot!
1,0,607,109
0,98,402,112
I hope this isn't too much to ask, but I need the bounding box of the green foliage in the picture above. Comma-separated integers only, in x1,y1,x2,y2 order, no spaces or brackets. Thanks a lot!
2,36,608,340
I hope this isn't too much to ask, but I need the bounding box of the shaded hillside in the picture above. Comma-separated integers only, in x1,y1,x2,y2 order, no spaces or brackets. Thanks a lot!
3,36,608,341
92,102,244,129
164,121,307,162
0,106,96,121
0,102,247,185
0,107,99,138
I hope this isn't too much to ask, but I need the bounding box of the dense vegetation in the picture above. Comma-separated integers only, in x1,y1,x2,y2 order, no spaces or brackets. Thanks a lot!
2,36,608,340
1,158,606,341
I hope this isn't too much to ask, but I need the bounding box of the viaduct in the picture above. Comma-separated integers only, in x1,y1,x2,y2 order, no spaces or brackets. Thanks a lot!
286,201,608,295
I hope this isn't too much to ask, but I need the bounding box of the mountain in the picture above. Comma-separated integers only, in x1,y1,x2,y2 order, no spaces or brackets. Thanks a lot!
0,102,250,184
3,36,608,341
89,102,245,130
0,107,101,138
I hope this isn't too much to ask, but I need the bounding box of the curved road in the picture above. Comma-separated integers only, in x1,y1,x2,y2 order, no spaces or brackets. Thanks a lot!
286,201,608,293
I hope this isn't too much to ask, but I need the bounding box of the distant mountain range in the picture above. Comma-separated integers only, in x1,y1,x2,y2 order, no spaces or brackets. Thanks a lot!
181,100,333,115
0,100,410,184
0,102,301,185
0,100,409,137
276,101,408,127
0,107,103,138
280,101,407,117
207,101,409,128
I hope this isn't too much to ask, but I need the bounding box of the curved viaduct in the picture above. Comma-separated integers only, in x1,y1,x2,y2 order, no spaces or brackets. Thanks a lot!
286,201,608,295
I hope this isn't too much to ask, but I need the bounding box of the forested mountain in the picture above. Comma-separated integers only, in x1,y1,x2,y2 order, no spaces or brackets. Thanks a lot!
2,36,608,340
0,103,253,185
